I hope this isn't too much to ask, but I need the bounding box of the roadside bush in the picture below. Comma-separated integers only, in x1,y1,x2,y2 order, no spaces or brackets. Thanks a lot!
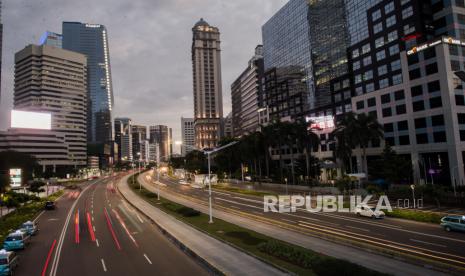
386,208,442,224
177,206,201,217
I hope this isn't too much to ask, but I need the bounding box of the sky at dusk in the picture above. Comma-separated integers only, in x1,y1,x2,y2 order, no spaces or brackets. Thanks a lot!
0,0,286,150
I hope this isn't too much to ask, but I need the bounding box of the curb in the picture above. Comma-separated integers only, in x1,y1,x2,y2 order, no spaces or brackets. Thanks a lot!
116,175,226,276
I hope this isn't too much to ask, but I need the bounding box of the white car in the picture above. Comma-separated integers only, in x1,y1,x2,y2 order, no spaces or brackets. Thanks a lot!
355,205,385,219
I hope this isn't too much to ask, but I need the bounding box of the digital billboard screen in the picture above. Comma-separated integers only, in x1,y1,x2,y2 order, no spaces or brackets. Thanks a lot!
11,110,52,130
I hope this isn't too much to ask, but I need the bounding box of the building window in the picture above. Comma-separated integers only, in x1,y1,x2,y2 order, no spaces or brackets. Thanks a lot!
374,22,383,34
404,23,415,34
427,80,440,93
355,74,362,84
460,130,465,141
426,63,438,75
392,74,403,85
352,49,360,58
385,137,395,146
433,131,447,143
367,97,376,107
356,100,364,110
415,118,427,129
399,135,410,145
381,93,391,104
402,6,413,19
455,95,465,105
369,110,378,118
398,120,409,131
458,113,465,124
376,50,386,61
375,37,385,48
353,61,361,70
384,123,394,132
412,100,425,112
386,15,396,27
431,114,445,126
355,86,364,95
364,70,373,80
363,56,372,66
396,104,407,115
389,44,399,56
378,65,388,76
411,85,423,97
429,97,443,108
394,90,405,101
391,59,401,71
451,60,461,71
362,43,371,54
382,107,392,117
366,83,375,93
387,30,398,42
416,133,428,144
372,9,382,21
409,68,421,80
379,78,389,88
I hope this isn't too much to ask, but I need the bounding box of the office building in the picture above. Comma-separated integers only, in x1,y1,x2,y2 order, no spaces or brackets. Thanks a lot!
181,117,195,156
39,31,63,48
149,125,169,161
148,142,158,163
14,44,87,167
114,118,132,162
192,18,224,149
169,127,173,157
231,45,264,137
224,112,233,138
262,0,312,119
131,125,147,161
62,22,114,146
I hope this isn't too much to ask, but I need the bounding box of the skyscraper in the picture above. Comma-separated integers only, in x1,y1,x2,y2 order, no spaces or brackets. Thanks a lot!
62,22,114,146
181,117,195,156
14,44,88,166
39,31,63,48
231,45,264,137
131,125,147,161
149,125,169,161
192,18,223,149
114,118,132,162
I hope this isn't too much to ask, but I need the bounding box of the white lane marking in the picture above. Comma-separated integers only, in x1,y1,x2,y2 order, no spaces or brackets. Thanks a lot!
33,211,45,223
92,216,94,221
144,254,152,264
136,214,144,223
96,239,100,247
93,226,96,232
230,205,241,210
233,196,262,204
346,225,370,232
215,197,262,210
212,190,231,196
410,239,447,248
281,218,295,223
299,220,339,227
101,258,107,272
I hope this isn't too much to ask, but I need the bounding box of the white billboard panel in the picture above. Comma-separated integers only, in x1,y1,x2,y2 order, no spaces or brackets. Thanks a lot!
9,168,22,188
306,115,335,131
11,110,51,130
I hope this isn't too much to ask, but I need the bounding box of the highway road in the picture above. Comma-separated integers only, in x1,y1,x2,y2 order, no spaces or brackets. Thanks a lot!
15,174,208,276
141,171,465,271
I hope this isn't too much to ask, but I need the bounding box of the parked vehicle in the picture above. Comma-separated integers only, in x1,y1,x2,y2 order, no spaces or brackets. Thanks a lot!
440,215,465,232
20,221,38,236
45,201,56,210
354,204,385,219
3,231,30,251
0,250,19,276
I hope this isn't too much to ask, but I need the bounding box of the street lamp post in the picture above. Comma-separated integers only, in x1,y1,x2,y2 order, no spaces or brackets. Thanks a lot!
137,152,141,190
452,165,464,197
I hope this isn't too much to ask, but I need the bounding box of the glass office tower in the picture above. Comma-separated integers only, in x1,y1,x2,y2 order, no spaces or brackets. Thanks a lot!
62,22,114,145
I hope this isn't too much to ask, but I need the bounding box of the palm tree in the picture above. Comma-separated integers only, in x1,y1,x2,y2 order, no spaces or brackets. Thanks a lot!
294,120,319,183
332,112,383,177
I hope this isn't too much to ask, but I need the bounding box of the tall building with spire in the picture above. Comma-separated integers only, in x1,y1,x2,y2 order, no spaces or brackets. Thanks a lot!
191,18,223,149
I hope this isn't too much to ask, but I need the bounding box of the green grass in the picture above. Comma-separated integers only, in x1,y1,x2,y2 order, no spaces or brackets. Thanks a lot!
386,208,443,224
214,185,278,197
128,176,386,276
0,190,64,245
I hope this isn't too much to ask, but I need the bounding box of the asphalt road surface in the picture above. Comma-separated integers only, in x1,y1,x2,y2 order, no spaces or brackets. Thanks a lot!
142,171,465,270
15,175,208,276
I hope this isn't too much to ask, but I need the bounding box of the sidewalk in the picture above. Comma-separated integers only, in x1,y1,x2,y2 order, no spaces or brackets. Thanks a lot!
139,173,448,276
117,174,286,276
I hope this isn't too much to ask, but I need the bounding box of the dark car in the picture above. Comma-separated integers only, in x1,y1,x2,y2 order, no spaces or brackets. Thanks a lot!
45,201,56,210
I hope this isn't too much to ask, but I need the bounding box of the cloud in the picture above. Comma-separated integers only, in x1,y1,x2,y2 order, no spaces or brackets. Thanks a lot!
0,0,286,146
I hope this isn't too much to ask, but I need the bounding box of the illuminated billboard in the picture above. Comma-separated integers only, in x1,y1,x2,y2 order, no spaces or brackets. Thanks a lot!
306,115,335,131
11,110,52,130
9,169,22,188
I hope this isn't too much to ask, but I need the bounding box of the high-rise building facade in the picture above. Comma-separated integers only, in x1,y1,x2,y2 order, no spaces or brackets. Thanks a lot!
231,45,265,137
39,31,63,48
181,117,195,156
62,22,114,145
114,118,132,162
262,0,313,119
131,125,147,161
149,125,169,161
14,44,88,166
192,18,223,149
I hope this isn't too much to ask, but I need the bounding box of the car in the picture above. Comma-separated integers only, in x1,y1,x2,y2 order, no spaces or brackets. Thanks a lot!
440,215,465,232
179,180,189,185
45,201,56,210
354,204,385,219
3,231,30,251
0,250,19,276
20,221,38,236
